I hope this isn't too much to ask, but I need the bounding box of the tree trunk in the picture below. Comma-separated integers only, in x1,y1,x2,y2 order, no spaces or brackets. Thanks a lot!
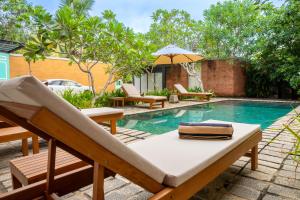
91,71,114,105
87,71,96,96
27,62,32,75
181,63,204,91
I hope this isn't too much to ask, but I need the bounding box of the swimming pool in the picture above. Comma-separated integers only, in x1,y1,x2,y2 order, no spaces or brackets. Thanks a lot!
117,100,298,134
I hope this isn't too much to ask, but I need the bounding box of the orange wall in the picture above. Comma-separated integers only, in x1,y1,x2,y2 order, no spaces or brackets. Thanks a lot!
9,55,113,92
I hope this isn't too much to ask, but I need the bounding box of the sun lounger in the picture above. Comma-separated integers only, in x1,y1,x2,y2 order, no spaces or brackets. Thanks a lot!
0,76,261,200
122,84,167,109
10,148,87,189
81,107,124,134
174,83,212,101
0,126,39,156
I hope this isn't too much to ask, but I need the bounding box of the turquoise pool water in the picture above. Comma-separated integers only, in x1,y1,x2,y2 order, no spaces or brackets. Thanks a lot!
117,100,298,134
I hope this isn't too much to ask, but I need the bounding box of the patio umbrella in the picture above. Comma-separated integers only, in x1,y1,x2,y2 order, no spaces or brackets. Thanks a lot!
152,44,203,65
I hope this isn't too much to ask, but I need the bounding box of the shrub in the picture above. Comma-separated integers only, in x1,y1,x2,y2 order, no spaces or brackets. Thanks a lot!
61,89,94,109
146,88,172,99
61,89,125,108
94,89,125,107
187,86,203,93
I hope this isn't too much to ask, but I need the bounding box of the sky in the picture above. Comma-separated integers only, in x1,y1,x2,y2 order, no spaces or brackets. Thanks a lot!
28,0,284,33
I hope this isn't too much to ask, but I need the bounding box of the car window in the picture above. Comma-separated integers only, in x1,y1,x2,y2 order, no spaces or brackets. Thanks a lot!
48,81,61,85
62,81,81,87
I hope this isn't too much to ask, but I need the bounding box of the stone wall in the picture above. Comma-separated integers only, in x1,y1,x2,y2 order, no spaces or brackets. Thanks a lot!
201,59,246,96
165,64,189,90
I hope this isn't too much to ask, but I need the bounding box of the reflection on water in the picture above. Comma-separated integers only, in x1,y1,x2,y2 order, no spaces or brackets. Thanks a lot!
118,101,297,134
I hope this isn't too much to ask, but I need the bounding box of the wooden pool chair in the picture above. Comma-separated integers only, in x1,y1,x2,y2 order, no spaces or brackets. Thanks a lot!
122,84,167,109
174,83,213,101
0,116,39,156
0,76,262,200
81,108,124,134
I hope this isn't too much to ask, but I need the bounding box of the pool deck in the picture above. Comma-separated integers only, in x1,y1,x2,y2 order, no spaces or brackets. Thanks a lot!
0,98,300,199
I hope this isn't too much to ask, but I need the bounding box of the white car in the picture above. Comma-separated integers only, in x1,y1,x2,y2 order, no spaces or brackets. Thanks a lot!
43,79,91,94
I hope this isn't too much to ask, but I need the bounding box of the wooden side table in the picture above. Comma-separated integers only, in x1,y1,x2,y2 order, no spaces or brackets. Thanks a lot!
110,97,125,107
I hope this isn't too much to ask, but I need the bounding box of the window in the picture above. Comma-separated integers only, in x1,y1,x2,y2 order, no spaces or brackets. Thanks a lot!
62,81,81,87
48,80,62,85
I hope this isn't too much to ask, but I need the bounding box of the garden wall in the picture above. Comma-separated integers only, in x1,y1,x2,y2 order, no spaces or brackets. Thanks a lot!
165,64,189,90
201,59,246,96
9,54,113,92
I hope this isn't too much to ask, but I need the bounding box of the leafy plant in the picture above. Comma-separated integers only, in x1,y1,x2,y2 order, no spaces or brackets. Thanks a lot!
285,112,300,162
61,89,125,108
146,88,172,99
94,89,125,107
61,89,94,109
188,86,203,93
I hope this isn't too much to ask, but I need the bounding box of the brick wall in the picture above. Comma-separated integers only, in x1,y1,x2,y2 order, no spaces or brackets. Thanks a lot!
9,54,113,92
165,64,189,90
201,59,246,96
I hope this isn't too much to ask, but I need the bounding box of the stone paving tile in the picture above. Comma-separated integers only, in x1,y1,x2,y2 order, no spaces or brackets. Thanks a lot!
104,184,144,200
228,184,261,200
220,193,248,200
277,170,300,180
126,191,153,200
258,154,285,164
245,164,277,175
267,184,300,199
262,194,293,200
233,176,269,191
274,176,300,190
257,160,281,169
240,168,274,181
260,149,287,158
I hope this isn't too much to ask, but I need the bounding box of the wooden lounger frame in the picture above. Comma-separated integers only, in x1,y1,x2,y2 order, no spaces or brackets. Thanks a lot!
89,112,124,134
122,86,165,109
177,92,212,101
124,97,165,109
0,115,39,156
0,126,39,156
0,103,261,200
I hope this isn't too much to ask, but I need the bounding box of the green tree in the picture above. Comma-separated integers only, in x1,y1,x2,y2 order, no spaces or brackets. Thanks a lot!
96,10,155,96
146,9,201,50
59,0,95,16
24,5,107,95
248,0,300,97
0,0,37,42
199,0,269,58
145,9,204,90
23,6,151,98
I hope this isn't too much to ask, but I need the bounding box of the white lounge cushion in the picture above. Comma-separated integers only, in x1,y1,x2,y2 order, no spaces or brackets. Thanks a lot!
128,95,167,100
174,84,188,94
144,95,167,100
0,76,166,183
81,107,123,117
128,120,260,187
122,84,141,96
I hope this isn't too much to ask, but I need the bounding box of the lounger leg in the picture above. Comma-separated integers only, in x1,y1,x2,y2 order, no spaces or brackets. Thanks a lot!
150,103,153,109
21,138,29,156
162,101,165,108
110,119,117,135
251,145,258,170
46,139,57,197
93,162,105,200
32,135,40,154
11,174,22,189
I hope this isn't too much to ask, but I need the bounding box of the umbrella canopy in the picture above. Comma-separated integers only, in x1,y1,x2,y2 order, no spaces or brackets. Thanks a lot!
152,44,203,65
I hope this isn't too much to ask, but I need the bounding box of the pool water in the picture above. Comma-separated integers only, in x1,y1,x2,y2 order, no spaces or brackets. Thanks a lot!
117,100,298,134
